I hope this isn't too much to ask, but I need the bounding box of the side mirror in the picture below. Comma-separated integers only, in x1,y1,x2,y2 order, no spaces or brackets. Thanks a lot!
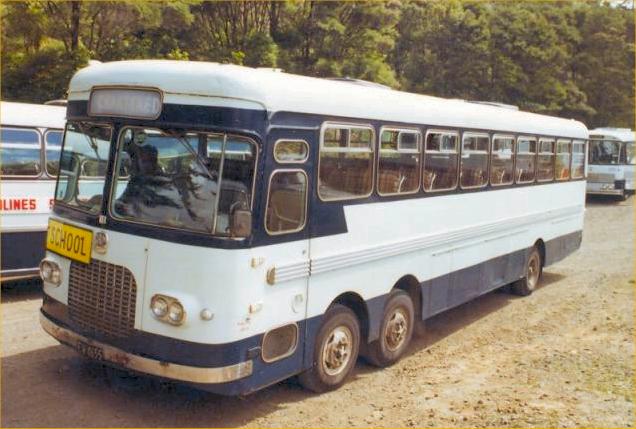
230,209,252,238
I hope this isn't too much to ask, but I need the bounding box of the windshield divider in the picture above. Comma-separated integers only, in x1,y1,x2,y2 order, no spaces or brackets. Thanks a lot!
212,134,228,234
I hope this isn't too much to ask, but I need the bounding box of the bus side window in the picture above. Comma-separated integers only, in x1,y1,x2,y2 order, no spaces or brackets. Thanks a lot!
0,127,42,177
516,136,537,184
318,124,374,201
45,130,63,177
571,140,585,179
490,135,514,186
556,139,571,181
537,138,555,181
423,130,458,192
274,140,309,163
265,170,308,234
377,128,421,195
460,133,489,189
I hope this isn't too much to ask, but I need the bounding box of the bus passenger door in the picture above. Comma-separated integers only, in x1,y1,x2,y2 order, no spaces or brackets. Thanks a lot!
259,127,313,367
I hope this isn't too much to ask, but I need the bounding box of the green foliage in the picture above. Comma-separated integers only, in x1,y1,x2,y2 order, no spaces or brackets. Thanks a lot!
1,0,633,128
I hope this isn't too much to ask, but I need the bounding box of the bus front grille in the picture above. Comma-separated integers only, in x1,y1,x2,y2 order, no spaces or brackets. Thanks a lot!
68,259,137,338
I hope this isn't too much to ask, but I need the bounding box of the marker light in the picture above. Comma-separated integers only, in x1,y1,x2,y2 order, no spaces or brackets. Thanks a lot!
89,88,162,119
39,259,61,286
150,294,185,326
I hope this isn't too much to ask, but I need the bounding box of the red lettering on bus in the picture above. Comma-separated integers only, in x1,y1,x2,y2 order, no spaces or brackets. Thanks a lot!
1,198,37,211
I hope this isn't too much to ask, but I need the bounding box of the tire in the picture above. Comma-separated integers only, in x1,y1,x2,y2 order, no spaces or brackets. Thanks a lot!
365,290,414,368
298,304,360,393
511,246,542,296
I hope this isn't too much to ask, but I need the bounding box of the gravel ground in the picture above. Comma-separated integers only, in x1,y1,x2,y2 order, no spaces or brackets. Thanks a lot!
1,195,633,428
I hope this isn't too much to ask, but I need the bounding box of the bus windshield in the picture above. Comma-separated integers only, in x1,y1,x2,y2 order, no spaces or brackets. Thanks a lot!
111,127,256,236
55,122,112,214
589,139,626,165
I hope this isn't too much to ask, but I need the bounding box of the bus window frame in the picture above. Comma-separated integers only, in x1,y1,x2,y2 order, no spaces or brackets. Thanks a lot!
318,122,376,202
537,138,556,183
107,125,260,237
571,140,586,180
515,135,538,185
490,134,515,187
264,168,309,236
273,139,309,164
44,128,64,179
0,126,43,179
459,131,490,190
422,128,460,193
377,126,422,197
555,139,572,181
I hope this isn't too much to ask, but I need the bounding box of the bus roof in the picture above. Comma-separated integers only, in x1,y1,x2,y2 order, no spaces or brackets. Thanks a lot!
69,60,589,139
589,127,635,142
1,101,66,129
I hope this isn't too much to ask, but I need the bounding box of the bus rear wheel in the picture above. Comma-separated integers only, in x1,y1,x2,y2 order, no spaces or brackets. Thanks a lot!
298,304,360,393
511,246,542,296
365,290,414,367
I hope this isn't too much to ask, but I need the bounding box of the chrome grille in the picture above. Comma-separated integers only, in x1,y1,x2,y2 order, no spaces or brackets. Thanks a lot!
68,259,137,338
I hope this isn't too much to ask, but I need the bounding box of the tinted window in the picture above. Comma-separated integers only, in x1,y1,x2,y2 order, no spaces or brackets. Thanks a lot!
423,131,458,191
537,139,555,181
378,129,421,195
45,130,63,176
266,170,307,234
516,137,537,183
0,128,41,177
556,139,571,180
460,133,489,188
490,136,514,186
319,125,374,200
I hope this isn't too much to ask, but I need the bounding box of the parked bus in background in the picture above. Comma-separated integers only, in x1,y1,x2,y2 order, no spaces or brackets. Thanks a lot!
1,102,66,282
40,60,587,395
587,127,635,200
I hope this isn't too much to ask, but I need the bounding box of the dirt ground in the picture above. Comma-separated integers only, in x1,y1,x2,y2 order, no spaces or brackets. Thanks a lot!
1,196,634,428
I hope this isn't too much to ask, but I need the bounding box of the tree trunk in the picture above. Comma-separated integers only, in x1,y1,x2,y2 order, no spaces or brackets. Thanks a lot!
70,1,81,52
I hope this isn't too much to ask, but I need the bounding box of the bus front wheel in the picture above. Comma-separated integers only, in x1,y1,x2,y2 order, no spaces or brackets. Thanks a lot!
298,304,360,393
365,290,414,367
511,246,542,296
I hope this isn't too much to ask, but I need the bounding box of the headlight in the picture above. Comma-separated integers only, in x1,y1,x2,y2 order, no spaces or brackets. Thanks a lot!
150,295,168,318
168,301,185,324
150,294,185,326
39,259,61,286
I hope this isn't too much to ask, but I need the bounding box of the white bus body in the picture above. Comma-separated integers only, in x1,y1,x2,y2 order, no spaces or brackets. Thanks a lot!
40,61,587,395
1,102,66,281
587,127,635,199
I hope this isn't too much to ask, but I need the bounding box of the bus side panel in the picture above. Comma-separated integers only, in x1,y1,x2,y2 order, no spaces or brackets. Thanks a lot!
1,231,46,274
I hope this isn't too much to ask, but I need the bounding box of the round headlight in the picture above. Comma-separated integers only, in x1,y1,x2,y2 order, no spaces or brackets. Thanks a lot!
151,296,169,318
39,259,61,286
168,301,185,324
40,261,52,280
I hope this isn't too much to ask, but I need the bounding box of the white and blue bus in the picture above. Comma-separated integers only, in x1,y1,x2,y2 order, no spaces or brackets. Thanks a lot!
39,60,587,395
586,127,635,200
1,101,66,282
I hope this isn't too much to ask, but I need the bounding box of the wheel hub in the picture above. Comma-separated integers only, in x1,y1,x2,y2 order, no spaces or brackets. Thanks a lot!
385,309,408,352
322,327,352,376
528,254,540,289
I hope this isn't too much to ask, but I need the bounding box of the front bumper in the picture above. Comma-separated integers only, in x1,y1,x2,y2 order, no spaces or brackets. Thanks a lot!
586,181,624,196
40,312,253,384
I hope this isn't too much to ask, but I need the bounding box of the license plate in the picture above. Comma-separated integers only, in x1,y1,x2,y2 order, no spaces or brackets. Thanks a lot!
46,219,93,264
76,340,104,361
